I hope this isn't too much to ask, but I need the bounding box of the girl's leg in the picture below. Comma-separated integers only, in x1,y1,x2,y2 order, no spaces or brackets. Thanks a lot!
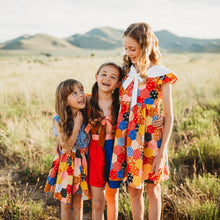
128,185,144,220
105,183,119,220
146,183,161,220
61,202,71,220
72,194,83,220
91,186,105,220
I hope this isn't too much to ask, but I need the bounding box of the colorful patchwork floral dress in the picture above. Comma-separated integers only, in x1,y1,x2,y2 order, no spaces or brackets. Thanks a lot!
44,115,91,204
109,65,177,188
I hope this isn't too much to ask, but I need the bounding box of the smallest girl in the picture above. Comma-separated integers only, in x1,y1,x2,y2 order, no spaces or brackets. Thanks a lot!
44,79,91,220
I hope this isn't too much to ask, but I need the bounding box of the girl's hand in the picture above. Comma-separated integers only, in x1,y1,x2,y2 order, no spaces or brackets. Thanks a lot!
62,146,72,154
73,111,83,129
62,111,84,154
152,114,164,129
151,153,165,177
56,140,62,154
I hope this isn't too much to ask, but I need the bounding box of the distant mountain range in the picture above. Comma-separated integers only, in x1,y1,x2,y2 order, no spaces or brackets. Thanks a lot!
0,27,220,53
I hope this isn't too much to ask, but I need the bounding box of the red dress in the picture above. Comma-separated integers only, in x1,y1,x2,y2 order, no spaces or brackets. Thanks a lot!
85,110,121,188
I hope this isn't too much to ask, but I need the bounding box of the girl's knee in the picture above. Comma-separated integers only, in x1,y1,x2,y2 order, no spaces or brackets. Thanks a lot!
105,188,118,203
72,200,82,210
61,202,71,212
146,183,161,199
93,197,105,211
72,194,82,209
128,186,143,199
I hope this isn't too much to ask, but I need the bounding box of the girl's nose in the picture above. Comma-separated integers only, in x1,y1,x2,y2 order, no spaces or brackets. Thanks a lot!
105,75,111,81
79,92,85,97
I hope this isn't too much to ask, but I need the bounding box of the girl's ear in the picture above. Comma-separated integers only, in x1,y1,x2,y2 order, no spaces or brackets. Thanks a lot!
95,74,98,82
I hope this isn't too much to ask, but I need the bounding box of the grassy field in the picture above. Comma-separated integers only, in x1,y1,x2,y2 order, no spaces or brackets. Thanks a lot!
0,50,219,219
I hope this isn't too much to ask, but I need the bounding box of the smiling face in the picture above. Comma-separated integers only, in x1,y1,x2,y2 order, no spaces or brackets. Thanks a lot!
66,85,86,111
95,65,120,93
123,35,142,65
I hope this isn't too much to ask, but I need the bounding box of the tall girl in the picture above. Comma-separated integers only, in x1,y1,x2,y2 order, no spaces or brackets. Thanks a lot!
85,62,123,220
44,79,91,220
109,23,177,220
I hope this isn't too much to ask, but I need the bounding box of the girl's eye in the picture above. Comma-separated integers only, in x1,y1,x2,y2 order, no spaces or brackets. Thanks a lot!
111,76,116,79
80,90,84,93
73,92,77,96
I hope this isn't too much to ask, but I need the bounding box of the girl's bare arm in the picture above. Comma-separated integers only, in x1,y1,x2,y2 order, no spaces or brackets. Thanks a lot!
151,83,174,176
54,112,83,153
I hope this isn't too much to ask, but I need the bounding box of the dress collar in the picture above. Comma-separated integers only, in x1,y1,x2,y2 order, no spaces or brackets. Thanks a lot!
122,65,173,108
147,65,172,77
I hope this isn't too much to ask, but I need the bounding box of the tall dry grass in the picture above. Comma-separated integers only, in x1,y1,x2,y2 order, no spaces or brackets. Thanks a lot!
0,51,219,219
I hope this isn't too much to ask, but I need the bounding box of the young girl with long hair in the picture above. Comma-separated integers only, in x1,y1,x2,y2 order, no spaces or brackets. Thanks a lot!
85,62,124,220
109,22,177,220
44,79,91,220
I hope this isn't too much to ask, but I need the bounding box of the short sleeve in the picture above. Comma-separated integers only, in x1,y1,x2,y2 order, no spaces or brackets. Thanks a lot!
158,72,177,85
52,115,60,137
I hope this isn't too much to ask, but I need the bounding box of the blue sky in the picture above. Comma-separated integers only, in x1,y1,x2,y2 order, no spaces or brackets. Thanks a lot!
0,0,219,43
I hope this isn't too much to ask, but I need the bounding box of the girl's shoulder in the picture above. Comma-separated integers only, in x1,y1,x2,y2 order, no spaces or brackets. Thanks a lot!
147,65,177,85
52,115,59,137
147,65,173,77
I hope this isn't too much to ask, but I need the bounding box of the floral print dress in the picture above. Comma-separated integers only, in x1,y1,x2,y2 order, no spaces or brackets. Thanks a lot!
109,65,177,188
44,115,91,204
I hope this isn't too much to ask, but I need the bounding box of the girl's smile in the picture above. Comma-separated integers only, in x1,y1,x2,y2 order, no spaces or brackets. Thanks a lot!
96,65,120,92
67,87,86,111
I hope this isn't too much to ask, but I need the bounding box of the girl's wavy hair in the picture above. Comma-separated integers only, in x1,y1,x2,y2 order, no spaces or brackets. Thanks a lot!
90,62,124,127
123,22,162,79
55,79,88,143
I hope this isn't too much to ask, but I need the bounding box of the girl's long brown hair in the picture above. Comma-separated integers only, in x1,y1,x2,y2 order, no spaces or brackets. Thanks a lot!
55,79,88,143
90,62,123,128
123,22,162,79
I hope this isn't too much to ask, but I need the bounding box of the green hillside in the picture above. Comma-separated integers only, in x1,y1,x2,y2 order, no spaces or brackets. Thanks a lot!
65,27,123,49
156,30,220,53
0,33,80,51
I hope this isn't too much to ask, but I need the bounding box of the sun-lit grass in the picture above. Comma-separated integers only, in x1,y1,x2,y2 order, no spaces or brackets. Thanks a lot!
0,178,59,220
162,174,219,220
0,51,220,219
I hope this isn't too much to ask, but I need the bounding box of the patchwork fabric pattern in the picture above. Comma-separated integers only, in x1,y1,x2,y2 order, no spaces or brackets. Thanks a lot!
44,115,91,204
109,67,177,188
44,147,90,204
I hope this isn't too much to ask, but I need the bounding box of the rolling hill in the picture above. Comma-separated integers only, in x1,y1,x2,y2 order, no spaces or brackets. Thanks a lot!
65,27,123,49
0,27,220,53
0,33,80,51
155,30,220,53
